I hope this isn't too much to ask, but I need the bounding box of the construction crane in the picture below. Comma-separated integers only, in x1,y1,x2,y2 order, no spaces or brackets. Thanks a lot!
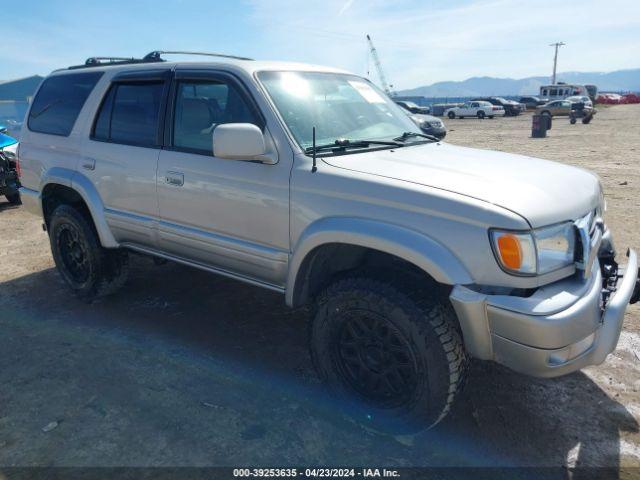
366,34,395,97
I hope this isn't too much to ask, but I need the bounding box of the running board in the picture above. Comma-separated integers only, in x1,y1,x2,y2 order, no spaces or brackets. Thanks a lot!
121,243,286,294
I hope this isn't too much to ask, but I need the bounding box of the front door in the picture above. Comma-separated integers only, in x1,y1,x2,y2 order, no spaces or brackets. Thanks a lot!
156,70,291,287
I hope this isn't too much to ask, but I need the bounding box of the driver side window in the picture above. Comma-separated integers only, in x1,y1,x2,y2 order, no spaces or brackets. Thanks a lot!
173,79,258,154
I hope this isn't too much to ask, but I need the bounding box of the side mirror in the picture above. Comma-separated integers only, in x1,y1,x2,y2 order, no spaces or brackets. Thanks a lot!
213,123,266,160
0,125,7,134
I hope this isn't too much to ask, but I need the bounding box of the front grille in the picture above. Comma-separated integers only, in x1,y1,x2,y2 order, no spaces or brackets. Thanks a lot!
574,210,602,277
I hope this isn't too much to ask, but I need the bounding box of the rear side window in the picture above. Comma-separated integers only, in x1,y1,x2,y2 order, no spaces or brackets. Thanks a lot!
93,82,165,147
28,72,103,136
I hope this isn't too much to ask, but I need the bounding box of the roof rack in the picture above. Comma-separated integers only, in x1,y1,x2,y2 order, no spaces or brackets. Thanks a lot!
67,50,253,70
143,50,254,62
68,56,162,70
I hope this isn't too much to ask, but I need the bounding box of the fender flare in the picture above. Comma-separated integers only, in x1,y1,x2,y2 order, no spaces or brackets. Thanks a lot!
40,168,118,248
285,217,473,306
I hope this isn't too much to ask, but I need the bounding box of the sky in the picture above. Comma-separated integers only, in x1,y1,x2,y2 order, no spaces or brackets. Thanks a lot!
2,0,639,90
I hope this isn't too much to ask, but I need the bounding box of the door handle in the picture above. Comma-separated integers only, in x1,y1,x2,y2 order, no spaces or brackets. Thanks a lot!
165,171,184,187
82,158,96,171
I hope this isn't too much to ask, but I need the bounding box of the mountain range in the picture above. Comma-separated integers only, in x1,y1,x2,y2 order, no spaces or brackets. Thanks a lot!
398,68,640,98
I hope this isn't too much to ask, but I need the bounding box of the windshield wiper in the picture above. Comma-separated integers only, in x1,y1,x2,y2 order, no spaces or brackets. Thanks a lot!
393,131,440,143
305,138,403,155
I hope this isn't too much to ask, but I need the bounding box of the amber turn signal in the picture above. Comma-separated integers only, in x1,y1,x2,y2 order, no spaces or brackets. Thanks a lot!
497,233,523,270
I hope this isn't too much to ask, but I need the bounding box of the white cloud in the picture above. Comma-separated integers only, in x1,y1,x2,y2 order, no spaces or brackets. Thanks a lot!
338,0,356,16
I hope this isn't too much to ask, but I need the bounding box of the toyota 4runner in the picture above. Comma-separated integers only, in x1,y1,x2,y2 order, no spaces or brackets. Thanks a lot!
17,51,640,432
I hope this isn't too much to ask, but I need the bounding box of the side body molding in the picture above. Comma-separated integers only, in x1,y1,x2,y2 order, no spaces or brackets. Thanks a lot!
40,168,119,248
285,217,473,306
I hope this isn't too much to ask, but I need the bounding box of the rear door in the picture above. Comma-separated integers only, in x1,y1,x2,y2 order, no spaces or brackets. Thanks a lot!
155,69,290,287
82,69,171,246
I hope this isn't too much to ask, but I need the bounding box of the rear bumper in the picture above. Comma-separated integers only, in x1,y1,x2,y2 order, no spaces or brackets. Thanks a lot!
450,249,638,378
18,187,42,217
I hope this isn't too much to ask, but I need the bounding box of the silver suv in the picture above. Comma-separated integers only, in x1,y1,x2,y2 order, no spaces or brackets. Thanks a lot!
18,52,640,432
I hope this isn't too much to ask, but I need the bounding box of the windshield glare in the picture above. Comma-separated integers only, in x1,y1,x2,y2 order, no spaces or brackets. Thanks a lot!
258,71,421,150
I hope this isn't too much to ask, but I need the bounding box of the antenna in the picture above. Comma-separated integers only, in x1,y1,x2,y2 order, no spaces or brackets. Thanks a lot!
311,127,317,173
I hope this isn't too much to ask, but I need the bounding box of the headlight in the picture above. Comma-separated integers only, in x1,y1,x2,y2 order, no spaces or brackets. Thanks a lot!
491,222,575,275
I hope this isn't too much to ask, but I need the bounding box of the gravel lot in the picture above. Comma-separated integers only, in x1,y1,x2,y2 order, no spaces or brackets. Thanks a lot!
1,104,639,472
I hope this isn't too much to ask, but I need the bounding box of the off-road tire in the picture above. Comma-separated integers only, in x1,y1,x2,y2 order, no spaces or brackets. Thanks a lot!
310,274,467,433
477,110,485,119
447,111,456,119
49,204,129,301
6,193,21,205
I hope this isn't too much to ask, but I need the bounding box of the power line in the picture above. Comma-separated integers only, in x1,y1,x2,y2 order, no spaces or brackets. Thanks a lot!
549,42,565,84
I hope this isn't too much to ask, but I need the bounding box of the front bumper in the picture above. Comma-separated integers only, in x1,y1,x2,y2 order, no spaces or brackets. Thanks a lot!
450,248,638,378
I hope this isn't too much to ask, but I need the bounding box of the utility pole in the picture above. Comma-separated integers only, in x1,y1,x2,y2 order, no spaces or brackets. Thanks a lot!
549,42,565,84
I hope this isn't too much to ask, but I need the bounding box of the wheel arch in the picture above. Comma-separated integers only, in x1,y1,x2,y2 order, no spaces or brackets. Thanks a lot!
40,168,118,248
286,217,473,307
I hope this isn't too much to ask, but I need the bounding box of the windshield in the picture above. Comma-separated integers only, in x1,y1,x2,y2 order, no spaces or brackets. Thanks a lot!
257,71,421,151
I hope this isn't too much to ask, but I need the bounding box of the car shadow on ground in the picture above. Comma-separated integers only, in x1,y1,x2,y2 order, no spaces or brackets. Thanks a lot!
0,255,637,476
0,199,21,213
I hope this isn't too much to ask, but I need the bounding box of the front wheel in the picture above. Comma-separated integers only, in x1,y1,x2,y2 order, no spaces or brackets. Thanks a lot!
49,205,129,301
447,111,456,119
477,111,485,119
310,274,467,433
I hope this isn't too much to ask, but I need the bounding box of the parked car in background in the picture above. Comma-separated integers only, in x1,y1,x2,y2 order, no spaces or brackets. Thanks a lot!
445,101,504,119
473,97,524,116
407,113,447,139
536,99,593,117
0,126,20,204
518,96,546,110
395,100,430,115
597,93,623,104
566,95,593,108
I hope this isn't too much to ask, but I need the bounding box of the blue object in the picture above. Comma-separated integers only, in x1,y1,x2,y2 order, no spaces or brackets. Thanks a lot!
0,131,17,149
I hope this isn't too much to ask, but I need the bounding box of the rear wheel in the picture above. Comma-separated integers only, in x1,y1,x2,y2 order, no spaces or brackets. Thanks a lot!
477,111,485,119
310,273,467,433
447,111,456,119
49,204,129,301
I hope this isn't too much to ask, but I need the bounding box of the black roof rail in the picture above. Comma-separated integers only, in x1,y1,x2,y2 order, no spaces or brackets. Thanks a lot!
65,50,252,71
143,50,254,62
67,56,163,70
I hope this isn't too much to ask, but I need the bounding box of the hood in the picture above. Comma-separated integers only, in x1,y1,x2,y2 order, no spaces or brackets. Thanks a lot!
324,142,600,228
410,114,442,123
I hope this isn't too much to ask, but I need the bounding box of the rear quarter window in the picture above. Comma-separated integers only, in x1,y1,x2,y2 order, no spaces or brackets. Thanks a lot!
28,72,103,136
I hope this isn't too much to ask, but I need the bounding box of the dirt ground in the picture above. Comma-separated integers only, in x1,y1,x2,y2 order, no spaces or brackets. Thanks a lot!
1,104,639,473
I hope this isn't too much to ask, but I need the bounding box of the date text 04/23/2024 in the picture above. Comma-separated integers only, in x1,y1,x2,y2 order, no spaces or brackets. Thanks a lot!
233,468,400,477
